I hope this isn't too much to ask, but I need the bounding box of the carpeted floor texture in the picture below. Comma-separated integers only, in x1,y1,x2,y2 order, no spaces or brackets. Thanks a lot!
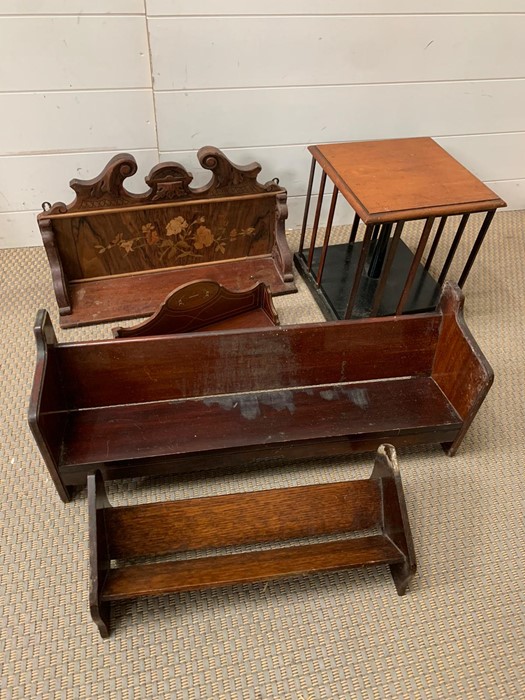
1,213,524,699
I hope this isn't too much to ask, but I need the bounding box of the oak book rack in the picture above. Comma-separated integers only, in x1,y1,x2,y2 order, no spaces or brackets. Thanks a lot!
89,444,416,637
29,282,492,504
38,147,296,328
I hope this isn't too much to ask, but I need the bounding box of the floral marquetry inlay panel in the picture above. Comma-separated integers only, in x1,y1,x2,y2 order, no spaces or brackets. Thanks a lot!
52,198,275,280
37,146,296,326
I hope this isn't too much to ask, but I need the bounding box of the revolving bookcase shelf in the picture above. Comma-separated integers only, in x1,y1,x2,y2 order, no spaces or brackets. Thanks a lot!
295,137,506,320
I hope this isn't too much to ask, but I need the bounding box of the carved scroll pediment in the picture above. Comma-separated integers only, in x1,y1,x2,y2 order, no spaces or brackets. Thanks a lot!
197,147,282,196
145,163,194,201
39,147,286,218
41,155,138,215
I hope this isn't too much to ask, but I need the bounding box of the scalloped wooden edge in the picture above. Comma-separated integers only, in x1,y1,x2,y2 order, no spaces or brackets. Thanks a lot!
38,147,285,218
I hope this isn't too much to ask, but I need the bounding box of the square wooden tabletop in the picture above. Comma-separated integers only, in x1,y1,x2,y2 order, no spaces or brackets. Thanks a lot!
309,137,506,224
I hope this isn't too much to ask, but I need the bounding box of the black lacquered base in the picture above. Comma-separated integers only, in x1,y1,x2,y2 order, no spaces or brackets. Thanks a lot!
294,240,442,320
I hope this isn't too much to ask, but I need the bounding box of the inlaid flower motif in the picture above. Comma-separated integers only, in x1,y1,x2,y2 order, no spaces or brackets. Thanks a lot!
94,214,258,264
194,225,214,250
142,223,159,245
120,239,134,253
166,216,188,237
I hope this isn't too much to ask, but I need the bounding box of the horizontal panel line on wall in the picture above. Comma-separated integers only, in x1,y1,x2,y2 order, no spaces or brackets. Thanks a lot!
150,15,525,90
155,80,525,151
149,13,525,18
0,147,157,159
0,91,156,155
0,88,153,96
0,16,151,92
0,150,160,212
0,209,40,216
159,131,525,155
481,177,525,183
160,134,525,201
154,77,525,94
0,13,145,18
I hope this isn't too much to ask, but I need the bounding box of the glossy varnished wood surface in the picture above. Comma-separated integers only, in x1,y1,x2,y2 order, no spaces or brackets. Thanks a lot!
60,427,461,487
62,256,293,327
60,377,461,468
105,479,382,559
51,197,276,282
102,536,404,601
113,280,278,338
27,310,72,502
310,138,506,223
55,314,441,408
29,285,492,501
432,282,494,455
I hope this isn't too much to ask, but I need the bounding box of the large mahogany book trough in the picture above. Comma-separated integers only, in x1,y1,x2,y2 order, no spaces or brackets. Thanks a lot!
89,445,416,637
38,147,296,328
29,282,493,504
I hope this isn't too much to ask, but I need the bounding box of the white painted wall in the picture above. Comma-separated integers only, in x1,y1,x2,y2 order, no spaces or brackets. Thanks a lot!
0,1,523,247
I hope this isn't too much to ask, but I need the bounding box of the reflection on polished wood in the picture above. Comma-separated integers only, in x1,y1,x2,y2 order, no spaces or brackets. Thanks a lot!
28,283,492,505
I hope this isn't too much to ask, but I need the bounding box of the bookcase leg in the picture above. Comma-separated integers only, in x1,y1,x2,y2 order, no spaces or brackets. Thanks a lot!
90,600,111,639
54,482,76,504
390,561,413,596
88,472,112,638
442,425,468,456
372,445,417,593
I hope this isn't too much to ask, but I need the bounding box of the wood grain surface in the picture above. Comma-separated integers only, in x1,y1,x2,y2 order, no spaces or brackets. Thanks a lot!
309,138,506,223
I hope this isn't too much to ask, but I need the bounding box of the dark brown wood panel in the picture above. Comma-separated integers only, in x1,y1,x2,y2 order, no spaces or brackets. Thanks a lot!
113,280,278,338
60,426,461,487
60,377,461,468
370,444,417,594
56,315,441,409
62,255,293,327
27,310,71,502
102,535,404,601
432,283,494,419
29,285,492,504
88,445,416,636
53,198,276,281
432,282,494,454
105,479,382,559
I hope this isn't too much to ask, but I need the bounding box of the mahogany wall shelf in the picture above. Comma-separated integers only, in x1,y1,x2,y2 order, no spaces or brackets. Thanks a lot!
28,283,493,504
38,147,296,328
112,280,279,338
295,137,506,320
89,444,416,637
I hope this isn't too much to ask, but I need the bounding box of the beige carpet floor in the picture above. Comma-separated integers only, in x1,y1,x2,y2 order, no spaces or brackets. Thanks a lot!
1,213,524,699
